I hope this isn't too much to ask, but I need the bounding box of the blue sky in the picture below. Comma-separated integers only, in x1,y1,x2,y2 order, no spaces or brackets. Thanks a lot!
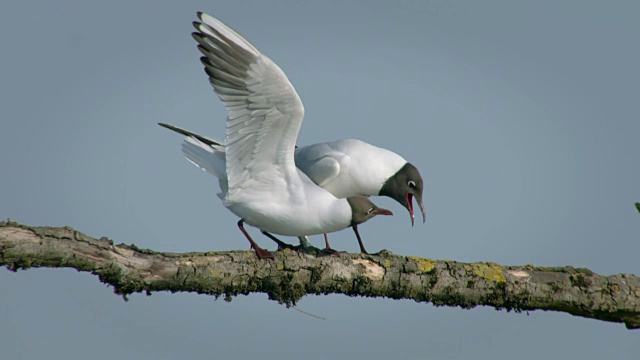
1,1,639,358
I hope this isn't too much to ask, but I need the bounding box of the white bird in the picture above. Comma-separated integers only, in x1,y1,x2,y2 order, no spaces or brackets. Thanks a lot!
160,12,393,259
161,123,424,253
294,140,425,249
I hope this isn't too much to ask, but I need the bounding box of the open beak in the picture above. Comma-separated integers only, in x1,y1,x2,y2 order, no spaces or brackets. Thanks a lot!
406,193,415,226
374,208,393,216
417,195,426,223
406,193,426,226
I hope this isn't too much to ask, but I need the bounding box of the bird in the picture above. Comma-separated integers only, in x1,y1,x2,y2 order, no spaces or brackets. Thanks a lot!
160,123,422,254
159,12,394,259
294,140,425,250
295,140,426,224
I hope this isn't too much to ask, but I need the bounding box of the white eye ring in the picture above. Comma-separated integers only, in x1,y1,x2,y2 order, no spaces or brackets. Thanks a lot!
408,180,416,188
367,207,374,214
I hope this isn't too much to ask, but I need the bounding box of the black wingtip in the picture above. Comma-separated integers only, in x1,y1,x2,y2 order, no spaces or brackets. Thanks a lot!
157,122,192,138
191,32,205,44
196,11,203,18
158,122,175,131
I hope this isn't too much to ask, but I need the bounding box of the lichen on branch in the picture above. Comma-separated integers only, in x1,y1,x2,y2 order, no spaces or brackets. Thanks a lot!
1,220,639,329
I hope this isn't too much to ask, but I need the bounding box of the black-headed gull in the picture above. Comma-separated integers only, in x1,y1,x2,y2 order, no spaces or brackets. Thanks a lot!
294,140,425,249
295,140,426,225
159,13,393,259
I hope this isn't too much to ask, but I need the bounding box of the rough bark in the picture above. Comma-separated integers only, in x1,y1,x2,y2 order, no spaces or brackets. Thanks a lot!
1,221,639,329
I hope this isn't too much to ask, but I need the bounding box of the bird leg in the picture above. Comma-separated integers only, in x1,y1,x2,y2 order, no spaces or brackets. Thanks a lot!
351,225,369,254
297,236,313,248
261,231,296,251
319,233,341,256
237,220,274,260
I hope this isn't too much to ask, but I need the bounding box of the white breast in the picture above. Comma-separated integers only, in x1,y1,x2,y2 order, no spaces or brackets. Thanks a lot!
225,173,353,236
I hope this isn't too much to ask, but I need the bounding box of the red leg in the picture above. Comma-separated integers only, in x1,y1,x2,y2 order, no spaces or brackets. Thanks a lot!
318,233,342,256
352,225,369,254
324,233,331,250
237,220,274,260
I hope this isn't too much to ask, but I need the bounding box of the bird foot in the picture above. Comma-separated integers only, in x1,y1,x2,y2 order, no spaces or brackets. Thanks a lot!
252,245,275,260
276,241,297,252
319,248,343,257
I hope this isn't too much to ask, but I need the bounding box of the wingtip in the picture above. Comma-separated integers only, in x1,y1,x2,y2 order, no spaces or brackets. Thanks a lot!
191,32,205,44
158,122,174,131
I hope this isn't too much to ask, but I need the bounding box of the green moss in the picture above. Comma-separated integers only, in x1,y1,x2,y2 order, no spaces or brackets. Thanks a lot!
574,268,594,276
570,273,590,288
431,285,476,309
407,256,436,274
607,283,621,294
547,281,562,293
464,263,506,284
258,273,306,306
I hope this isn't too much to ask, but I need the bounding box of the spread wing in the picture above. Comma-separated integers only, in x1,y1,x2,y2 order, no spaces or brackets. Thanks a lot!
193,12,305,197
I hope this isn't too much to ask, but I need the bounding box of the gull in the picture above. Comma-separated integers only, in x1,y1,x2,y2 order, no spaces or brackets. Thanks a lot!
159,12,393,259
160,123,422,254
295,140,426,249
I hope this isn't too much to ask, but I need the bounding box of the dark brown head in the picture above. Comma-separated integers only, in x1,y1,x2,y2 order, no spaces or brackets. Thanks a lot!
346,196,393,226
378,162,425,226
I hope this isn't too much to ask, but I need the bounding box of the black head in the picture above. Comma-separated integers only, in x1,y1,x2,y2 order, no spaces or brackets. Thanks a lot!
378,162,426,226
346,196,393,226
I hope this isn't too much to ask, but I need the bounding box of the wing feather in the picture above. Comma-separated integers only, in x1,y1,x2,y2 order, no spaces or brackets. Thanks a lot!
193,12,305,198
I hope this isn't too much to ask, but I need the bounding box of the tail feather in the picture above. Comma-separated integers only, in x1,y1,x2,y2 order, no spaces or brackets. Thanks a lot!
181,137,226,179
181,137,228,200
159,122,228,199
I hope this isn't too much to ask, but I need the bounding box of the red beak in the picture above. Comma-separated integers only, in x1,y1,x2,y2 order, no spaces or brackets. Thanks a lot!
406,193,415,226
374,208,393,216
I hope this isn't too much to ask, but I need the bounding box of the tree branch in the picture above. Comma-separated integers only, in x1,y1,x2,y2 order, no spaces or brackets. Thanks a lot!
1,220,639,329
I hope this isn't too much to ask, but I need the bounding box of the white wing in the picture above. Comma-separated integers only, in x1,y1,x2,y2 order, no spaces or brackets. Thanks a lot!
294,144,342,188
193,12,305,198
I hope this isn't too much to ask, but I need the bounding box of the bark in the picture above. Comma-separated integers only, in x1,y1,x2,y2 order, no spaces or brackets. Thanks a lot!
1,220,639,329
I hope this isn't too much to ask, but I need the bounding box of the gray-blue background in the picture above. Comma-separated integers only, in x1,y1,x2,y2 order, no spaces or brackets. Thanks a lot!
1,1,639,358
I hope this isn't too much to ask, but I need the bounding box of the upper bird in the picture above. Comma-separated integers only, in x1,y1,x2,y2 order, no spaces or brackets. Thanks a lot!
295,140,426,226
161,12,393,259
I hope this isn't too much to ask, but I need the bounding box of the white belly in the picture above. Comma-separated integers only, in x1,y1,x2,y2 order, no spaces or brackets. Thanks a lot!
223,176,353,236
226,199,351,236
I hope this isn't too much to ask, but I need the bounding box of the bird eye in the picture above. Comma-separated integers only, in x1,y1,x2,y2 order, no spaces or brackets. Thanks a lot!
367,207,374,214
408,180,416,188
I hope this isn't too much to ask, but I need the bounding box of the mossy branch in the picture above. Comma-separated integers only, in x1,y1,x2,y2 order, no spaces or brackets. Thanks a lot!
1,221,639,329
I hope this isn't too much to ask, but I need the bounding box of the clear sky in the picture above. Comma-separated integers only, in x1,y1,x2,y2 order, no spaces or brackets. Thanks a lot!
1,0,639,358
